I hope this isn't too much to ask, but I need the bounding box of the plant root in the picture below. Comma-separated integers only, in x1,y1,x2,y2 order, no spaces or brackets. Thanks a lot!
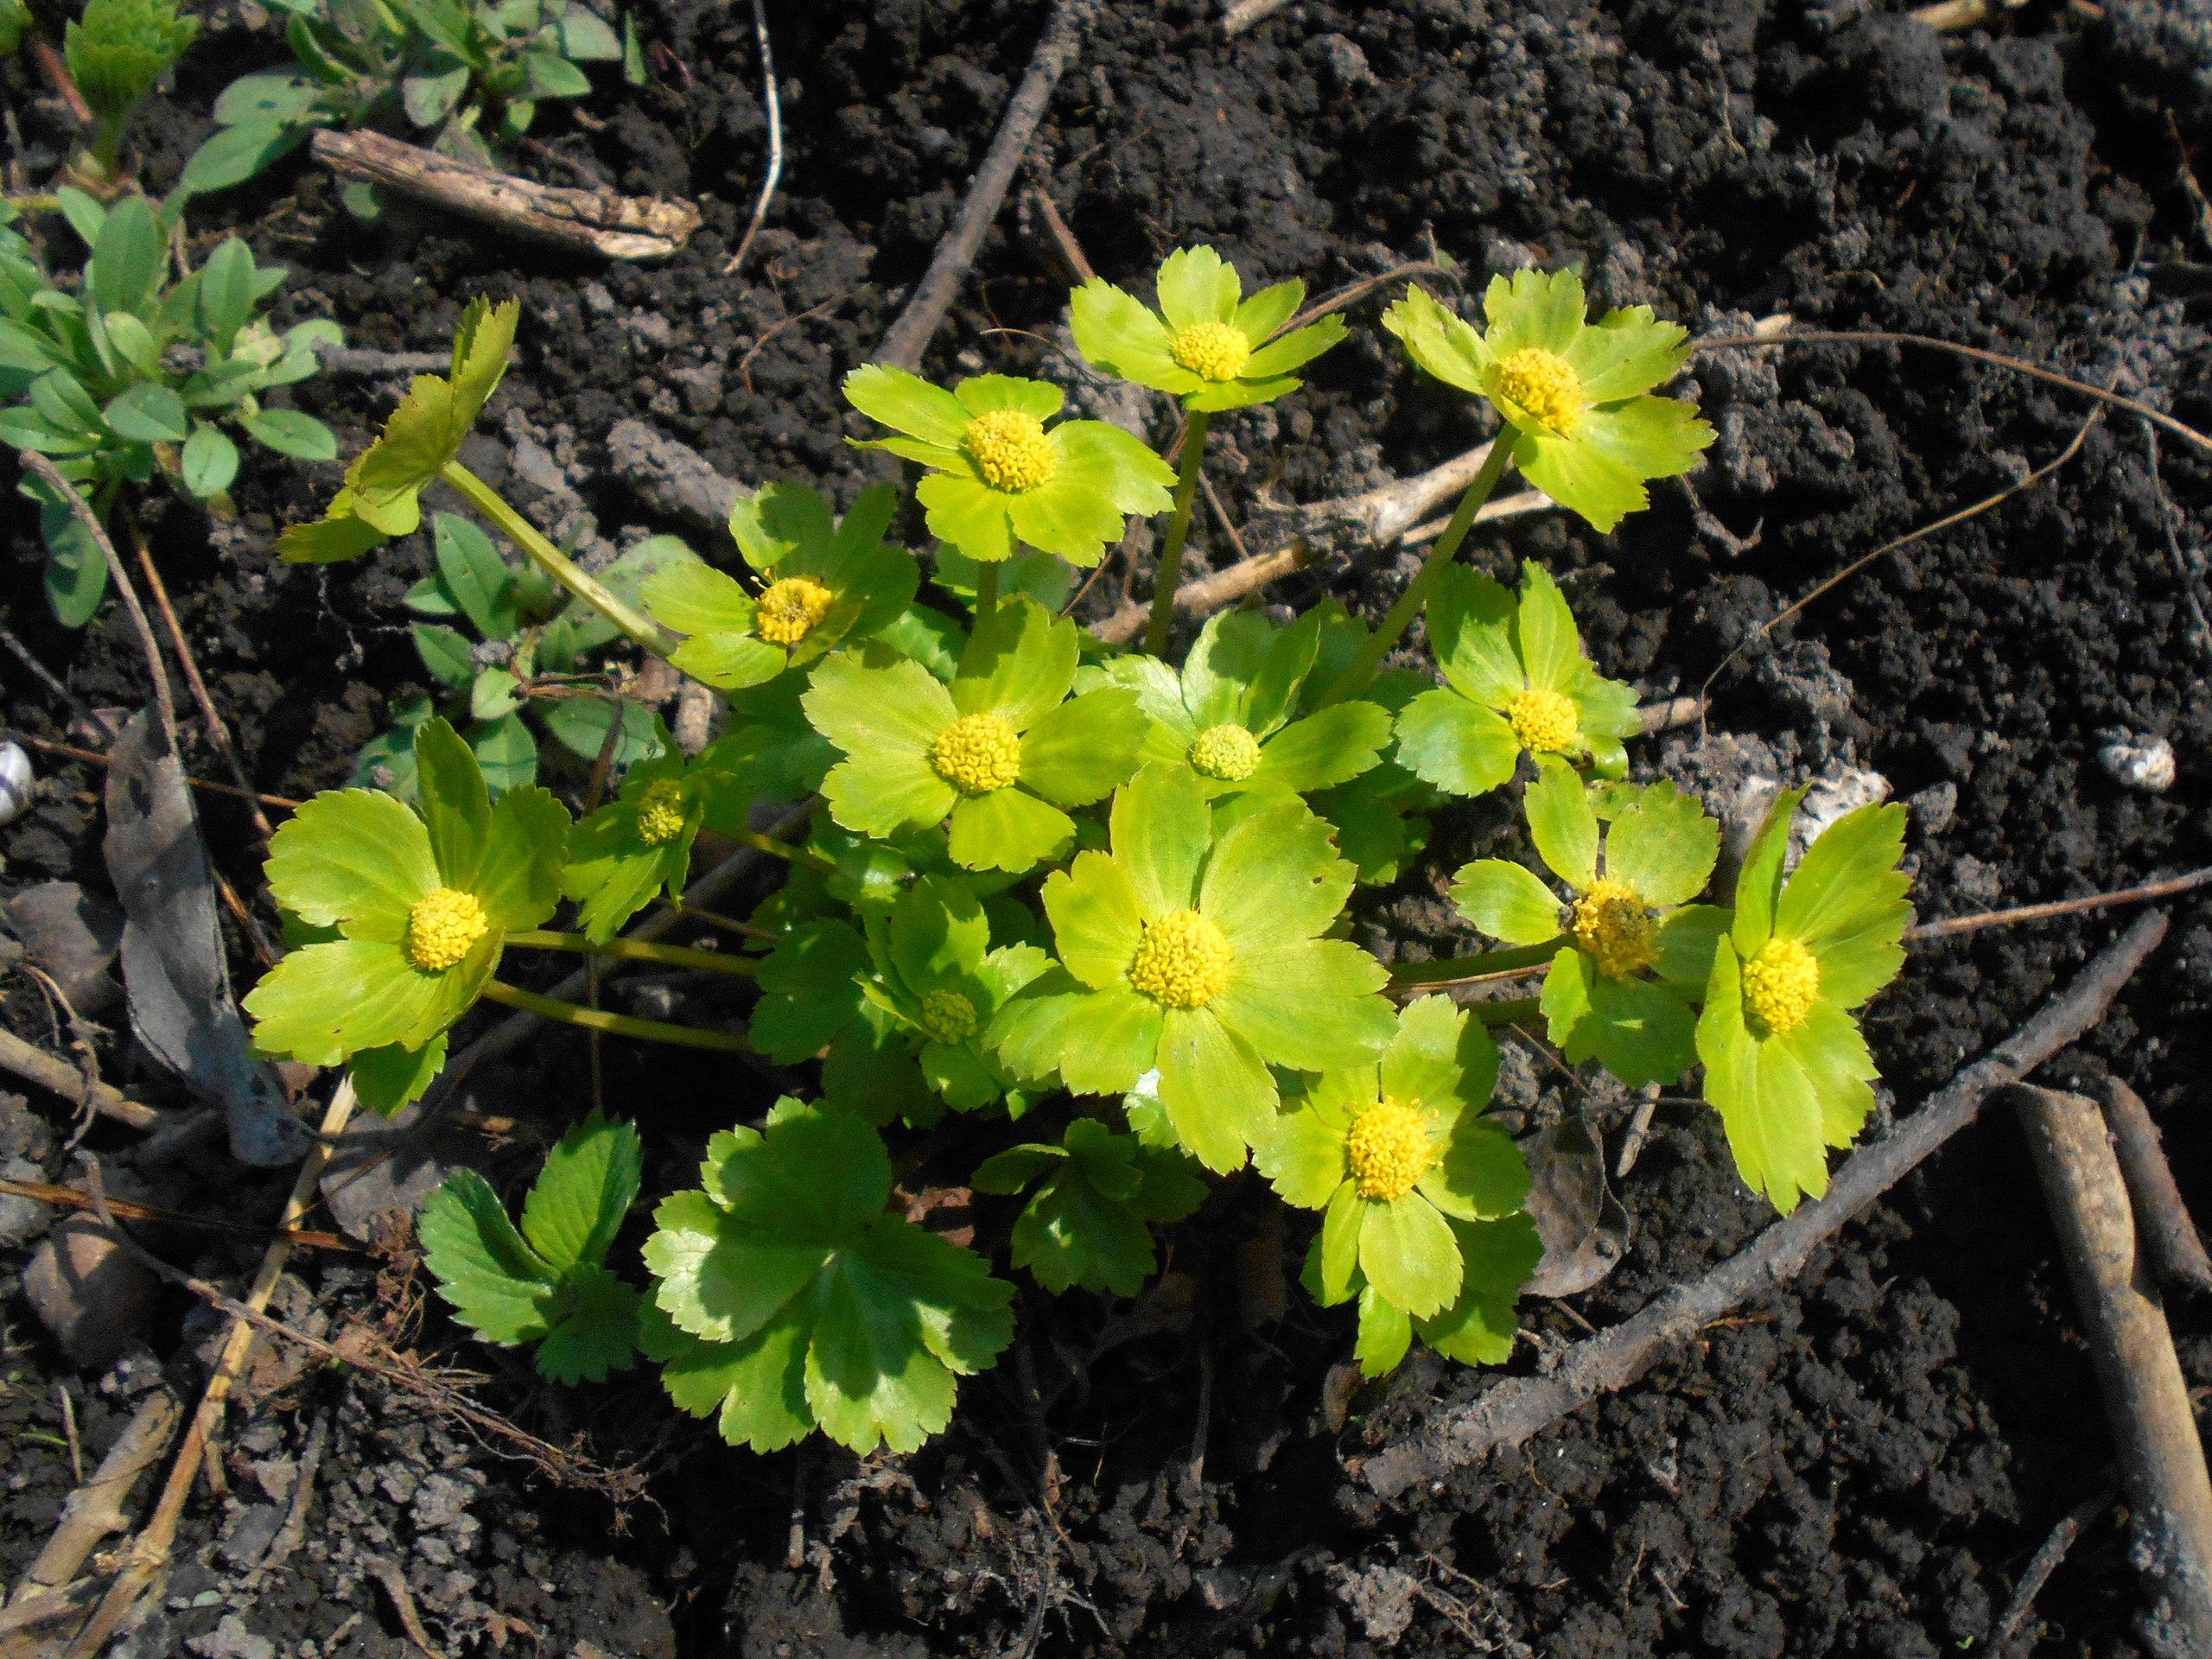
2101,1077,2212,1297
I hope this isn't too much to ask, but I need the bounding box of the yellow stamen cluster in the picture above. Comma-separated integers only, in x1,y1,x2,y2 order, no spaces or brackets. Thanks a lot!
1127,908,1233,1009
1492,346,1584,436
1168,320,1252,383
915,988,980,1045
1507,686,1580,754
1742,937,1820,1036
754,575,834,646
1345,1098,1433,1203
636,778,688,846
404,887,488,974
965,410,1058,493
1187,722,1262,782
1567,879,1658,980
931,712,1022,795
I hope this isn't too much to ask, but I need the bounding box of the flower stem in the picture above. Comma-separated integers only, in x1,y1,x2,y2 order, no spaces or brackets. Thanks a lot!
1313,435,1516,705
1143,409,1212,656
440,461,676,659
733,829,834,874
1468,995,1541,1028
1390,939,1561,988
505,929,757,978
481,979,752,1051
973,560,1000,626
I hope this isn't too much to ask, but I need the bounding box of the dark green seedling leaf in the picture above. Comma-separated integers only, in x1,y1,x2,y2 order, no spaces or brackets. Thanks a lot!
640,1099,1014,1454
973,1118,1205,1295
419,1112,644,1382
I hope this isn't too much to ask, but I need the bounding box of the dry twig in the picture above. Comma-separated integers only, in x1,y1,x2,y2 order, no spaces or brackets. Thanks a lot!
309,130,700,260
1907,868,2212,941
2010,1084,2212,1654
2101,1077,2212,1298
1357,911,2169,1501
721,0,782,279
874,0,1102,372
6,1389,180,1614
0,1026,159,1131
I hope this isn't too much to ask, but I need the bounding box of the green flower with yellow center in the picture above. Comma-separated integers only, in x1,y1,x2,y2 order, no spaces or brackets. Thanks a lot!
1451,759,1726,1090
1258,996,1533,1349
644,480,917,691
750,876,1050,1122
1090,607,1393,800
1700,790,1913,1214
1070,245,1348,413
1394,561,1643,798
1382,268,1713,533
842,367,1175,567
988,764,1396,1173
563,743,747,943
802,596,1143,874
245,718,568,1077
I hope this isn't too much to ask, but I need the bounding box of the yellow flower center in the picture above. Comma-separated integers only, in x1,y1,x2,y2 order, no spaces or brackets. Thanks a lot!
915,988,979,1045
1187,722,1261,782
1567,879,1658,980
1127,908,1233,1009
636,777,688,846
965,409,1058,493
1167,320,1252,383
1742,937,1820,1037
1345,1098,1434,1203
931,712,1022,795
1507,685,1580,754
754,575,834,647
1492,346,1584,436
404,887,488,974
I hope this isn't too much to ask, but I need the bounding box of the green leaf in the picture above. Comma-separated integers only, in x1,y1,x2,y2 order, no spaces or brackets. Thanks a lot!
1256,1107,1351,1211
520,1110,642,1274
1039,850,1146,990
1255,702,1390,793
412,622,475,687
432,512,518,639
751,919,868,1064
1450,858,1561,946
469,714,539,796
402,64,470,126
29,476,109,628
418,1167,557,1344
1524,756,1598,892
87,194,164,317
1393,688,1518,798
1698,943,1834,1213
1603,780,1718,908
1154,245,1239,331
535,1262,640,1383
179,118,306,198
238,406,337,461
101,382,188,442
412,717,492,888
349,1036,447,1117
180,423,240,498
1357,1194,1460,1319
988,1120,1185,1295
1731,787,1802,954
953,594,1077,729
556,4,620,59
1355,1285,1414,1378
1416,1214,1541,1365
641,1102,1014,1454
1155,1007,1274,1173
1109,762,1209,918
945,786,1073,874
263,786,436,928
1017,688,1143,805
1778,803,1911,1007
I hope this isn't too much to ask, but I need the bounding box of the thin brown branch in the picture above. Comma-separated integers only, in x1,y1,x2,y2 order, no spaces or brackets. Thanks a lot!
1700,402,2104,710
1281,260,1452,339
1696,327,2211,458
721,0,782,279
2101,1077,2212,1297
10,1389,180,1610
1357,911,2169,1500
874,0,1101,371
5,730,303,811
15,451,178,753
0,1177,357,1252
0,1025,161,1131
1906,868,2212,940
1988,1484,2117,1652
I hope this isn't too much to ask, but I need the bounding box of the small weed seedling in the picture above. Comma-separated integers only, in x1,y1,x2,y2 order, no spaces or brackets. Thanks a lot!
0,193,338,623
64,0,198,181
185,0,631,199
262,255,1911,1457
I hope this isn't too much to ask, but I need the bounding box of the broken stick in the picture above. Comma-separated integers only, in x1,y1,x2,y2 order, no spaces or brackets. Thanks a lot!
2101,1077,2212,1297
2010,1084,2212,1656
309,130,700,261
1356,910,2170,1502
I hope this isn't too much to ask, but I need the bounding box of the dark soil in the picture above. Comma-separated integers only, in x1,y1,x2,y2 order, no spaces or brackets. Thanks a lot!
5,0,2212,1655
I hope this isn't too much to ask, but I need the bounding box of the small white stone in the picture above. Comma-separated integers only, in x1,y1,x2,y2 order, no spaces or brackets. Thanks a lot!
0,741,32,825
2098,733,2175,794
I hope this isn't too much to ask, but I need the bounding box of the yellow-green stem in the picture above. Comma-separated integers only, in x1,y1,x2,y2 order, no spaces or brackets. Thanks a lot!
481,979,751,1050
1142,409,1211,656
1390,939,1562,988
441,461,676,658
1469,995,1541,1027
1314,435,1516,705
734,829,835,874
506,929,757,978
